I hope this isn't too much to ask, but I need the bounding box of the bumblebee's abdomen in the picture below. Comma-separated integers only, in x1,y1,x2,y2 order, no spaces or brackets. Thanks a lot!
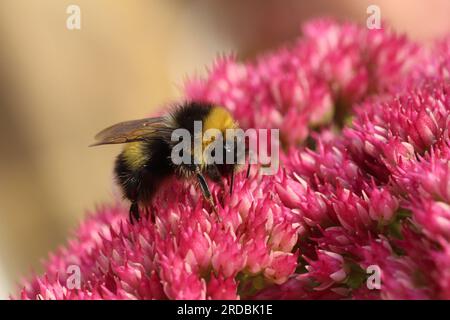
114,139,173,203
121,142,148,170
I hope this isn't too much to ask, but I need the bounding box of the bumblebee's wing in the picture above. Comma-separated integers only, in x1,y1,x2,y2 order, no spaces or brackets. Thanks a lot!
90,117,171,146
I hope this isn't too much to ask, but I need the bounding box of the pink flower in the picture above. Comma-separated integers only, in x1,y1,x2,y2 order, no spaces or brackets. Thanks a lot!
431,243,450,297
366,187,399,224
207,274,239,300
16,18,450,300
304,250,348,291
410,200,450,242
393,142,450,203
357,239,433,300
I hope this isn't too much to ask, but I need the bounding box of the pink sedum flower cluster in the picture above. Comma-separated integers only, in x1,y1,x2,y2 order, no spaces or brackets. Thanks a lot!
19,19,450,300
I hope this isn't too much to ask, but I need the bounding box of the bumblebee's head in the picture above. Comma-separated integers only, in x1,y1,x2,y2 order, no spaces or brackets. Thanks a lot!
172,102,243,171
200,106,245,171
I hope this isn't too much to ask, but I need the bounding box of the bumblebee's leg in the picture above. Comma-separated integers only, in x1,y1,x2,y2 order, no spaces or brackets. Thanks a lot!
230,170,235,196
243,141,251,179
146,205,156,223
129,201,140,224
195,168,217,215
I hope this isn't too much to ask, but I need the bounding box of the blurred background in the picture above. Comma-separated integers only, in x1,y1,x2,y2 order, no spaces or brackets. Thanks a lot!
0,0,449,298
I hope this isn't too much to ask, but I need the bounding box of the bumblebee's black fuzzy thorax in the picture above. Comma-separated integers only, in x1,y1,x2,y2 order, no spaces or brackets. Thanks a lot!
170,102,212,133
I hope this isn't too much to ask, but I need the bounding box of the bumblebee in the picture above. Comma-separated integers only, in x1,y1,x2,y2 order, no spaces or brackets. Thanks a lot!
91,102,244,223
